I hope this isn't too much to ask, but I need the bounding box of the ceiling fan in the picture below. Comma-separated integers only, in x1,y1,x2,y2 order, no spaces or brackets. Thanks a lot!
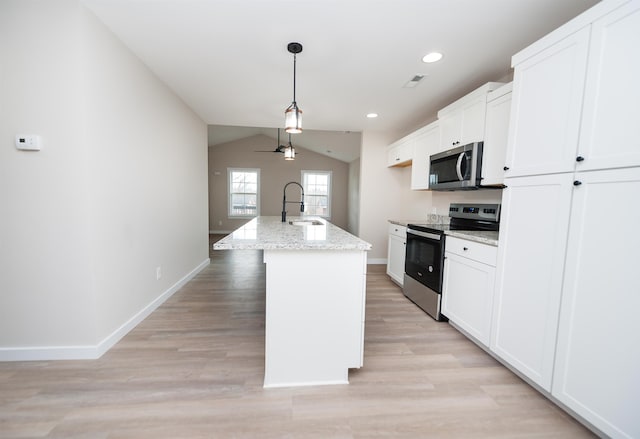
254,129,299,159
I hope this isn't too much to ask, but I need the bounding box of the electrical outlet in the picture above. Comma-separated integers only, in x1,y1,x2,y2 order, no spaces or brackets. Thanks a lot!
218,220,222,226
15,135,41,151
156,266,162,280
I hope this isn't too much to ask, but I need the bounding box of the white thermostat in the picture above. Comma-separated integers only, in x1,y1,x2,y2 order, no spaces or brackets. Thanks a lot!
15,135,41,151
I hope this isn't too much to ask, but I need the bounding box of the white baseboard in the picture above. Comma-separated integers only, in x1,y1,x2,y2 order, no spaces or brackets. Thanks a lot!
0,258,210,362
367,258,387,265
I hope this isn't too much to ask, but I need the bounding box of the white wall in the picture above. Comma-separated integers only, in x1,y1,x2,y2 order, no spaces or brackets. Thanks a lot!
208,134,350,232
0,0,208,359
358,131,432,262
348,158,360,235
0,0,95,347
431,190,503,216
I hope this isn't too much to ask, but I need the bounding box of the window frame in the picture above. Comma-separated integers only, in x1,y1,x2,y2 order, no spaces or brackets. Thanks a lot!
227,168,260,218
301,170,332,219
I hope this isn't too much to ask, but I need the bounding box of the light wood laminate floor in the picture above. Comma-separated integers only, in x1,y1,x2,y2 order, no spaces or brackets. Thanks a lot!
0,236,594,438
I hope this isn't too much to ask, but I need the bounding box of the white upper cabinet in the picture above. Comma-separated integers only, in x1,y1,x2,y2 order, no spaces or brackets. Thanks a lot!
437,82,504,151
482,83,512,186
576,2,640,172
411,121,439,190
387,135,414,167
504,27,590,178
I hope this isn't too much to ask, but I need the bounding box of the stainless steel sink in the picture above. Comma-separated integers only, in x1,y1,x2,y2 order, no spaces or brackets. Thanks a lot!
289,220,323,226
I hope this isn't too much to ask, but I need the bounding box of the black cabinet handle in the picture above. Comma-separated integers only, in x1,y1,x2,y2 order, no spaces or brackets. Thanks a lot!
573,180,582,186
503,166,510,171
576,156,585,162
463,247,469,251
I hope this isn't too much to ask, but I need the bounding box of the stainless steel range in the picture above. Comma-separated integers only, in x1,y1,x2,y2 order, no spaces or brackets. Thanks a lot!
403,203,500,321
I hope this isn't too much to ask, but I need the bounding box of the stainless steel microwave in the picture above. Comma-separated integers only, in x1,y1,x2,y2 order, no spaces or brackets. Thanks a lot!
429,142,483,190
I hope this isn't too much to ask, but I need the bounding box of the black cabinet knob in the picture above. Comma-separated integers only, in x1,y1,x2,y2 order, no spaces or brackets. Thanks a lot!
503,166,510,171
463,247,469,251
573,180,582,186
576,156,585,162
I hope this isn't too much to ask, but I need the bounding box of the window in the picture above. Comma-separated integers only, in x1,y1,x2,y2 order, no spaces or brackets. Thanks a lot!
302,170,331,218
228,168,259,217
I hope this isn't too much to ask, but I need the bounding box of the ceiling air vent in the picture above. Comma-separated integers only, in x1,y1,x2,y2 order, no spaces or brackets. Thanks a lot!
403,74,425,88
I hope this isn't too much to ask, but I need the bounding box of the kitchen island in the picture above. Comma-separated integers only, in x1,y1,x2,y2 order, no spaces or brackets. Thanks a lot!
214,216,372,388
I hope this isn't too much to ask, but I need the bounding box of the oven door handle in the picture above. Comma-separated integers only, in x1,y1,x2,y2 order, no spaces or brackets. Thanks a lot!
456,152,466,181
407,229,442,241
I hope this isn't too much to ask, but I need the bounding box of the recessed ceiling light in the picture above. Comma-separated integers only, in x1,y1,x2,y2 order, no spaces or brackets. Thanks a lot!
422,52,443,63
366,113,378,118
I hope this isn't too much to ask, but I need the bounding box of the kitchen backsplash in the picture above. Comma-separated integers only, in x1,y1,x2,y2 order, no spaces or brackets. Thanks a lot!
430,189,503,218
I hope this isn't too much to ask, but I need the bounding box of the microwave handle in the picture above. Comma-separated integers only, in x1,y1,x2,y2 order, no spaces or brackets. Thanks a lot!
456,152,466,181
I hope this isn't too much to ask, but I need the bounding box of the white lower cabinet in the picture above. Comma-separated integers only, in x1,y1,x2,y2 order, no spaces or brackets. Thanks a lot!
442,236,497,347
386,223,406,286
491,173,574,391
552,167,640,439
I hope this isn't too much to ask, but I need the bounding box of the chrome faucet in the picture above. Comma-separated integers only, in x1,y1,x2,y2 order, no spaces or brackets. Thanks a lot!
282,181,305,222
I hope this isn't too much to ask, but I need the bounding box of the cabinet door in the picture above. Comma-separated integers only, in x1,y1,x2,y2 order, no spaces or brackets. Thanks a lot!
386,233,406,285
387,144,401,167
459,97,487,145
387,139,413,167
577,2,640,172
482,91,512,185
491,173,574,391
505,27,590,178
553,167,640,439
439,110,462,150
442,252,496,347
411,123,439,190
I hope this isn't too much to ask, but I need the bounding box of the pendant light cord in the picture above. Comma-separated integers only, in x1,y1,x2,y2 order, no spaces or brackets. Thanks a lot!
292,53,297,103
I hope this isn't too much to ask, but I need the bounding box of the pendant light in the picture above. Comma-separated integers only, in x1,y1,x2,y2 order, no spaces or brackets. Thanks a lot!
285,42,303,133
284,133,295,160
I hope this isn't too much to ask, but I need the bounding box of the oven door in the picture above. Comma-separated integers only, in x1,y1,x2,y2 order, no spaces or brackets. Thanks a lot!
404,229,444,293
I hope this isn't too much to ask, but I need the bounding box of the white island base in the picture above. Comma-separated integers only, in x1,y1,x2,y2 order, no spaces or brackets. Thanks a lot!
213,216,371,388
263,249,367,388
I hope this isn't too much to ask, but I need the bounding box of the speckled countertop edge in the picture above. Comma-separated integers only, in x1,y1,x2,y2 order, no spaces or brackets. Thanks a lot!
214,216,372,251
445,230,499,247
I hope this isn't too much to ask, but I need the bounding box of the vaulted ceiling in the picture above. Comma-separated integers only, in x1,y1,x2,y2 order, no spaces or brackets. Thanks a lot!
84,0,599,160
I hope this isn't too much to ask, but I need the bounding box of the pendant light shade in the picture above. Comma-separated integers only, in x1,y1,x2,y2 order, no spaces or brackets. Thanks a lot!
285,42,303,133
284,133,295,160
285,103,302,134
284,144,295,160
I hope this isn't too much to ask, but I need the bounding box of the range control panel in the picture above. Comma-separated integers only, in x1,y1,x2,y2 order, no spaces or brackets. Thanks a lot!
449,203,501,222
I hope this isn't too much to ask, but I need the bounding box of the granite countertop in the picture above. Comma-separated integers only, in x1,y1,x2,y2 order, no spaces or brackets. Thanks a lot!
389,214,449,228
214,216,372,251
388,219,422,227
445,230,499,247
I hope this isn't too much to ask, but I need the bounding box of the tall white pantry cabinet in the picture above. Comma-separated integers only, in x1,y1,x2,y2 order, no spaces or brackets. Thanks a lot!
492,1,640,438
